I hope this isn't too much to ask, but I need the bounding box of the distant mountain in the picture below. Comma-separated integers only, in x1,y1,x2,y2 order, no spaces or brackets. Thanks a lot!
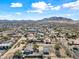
39,17,73,22
0,17,74,24
0,20,34,24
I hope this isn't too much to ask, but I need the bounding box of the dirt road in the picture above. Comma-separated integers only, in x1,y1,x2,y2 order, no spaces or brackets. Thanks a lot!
1,36,26,59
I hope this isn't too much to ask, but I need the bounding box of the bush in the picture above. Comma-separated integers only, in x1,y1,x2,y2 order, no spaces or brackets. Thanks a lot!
15,51,22,56
54,44,61,50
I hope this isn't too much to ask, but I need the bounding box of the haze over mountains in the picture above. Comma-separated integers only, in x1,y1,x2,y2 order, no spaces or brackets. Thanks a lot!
0,16,79,30
0,17,78,27
0,16,74,22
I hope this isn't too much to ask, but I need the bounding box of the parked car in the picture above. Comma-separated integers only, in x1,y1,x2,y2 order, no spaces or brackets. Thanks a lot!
43,47,49,55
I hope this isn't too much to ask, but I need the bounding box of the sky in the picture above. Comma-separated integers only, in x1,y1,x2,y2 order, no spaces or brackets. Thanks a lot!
0,0,79,20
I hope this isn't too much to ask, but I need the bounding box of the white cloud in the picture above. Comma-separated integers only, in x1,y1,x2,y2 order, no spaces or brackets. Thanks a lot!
51,6,61,10
0,15,14,20
63,14,72,17
32,1,49,10
27,1,61,13
31,0,79,11
27,10,43,13
62,0,79,10
16,12,21,15
10,3,23,7
27,0,79,14
32,1,61,10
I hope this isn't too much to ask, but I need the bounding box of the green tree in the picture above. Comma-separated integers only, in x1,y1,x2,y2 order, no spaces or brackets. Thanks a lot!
15,51,22,56
54,43,61,50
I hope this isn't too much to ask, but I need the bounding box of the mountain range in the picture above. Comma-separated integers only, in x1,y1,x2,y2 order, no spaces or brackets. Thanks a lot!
0,17,75,23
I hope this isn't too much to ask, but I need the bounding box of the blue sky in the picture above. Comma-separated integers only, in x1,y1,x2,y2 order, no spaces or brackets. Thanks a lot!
0,0,79,20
